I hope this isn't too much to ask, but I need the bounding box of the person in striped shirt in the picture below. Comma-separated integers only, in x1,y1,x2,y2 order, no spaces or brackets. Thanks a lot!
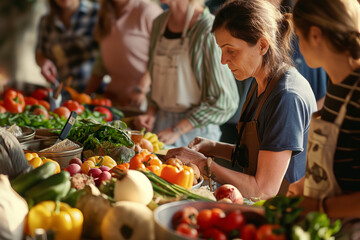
287,0,360,233
134,0,239,147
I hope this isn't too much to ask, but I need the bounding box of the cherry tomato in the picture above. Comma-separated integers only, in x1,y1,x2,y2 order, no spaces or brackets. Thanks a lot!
31,88,49,100
39,100,50,111
62,100,84,114
202,228,228,240
176,223,198,239
171,207,199,228
211,208,226,225
239,223,257,240
94,106,113,122
53,106,71,119
24,97,39,106
32,107,49,119
215,210,246,233
197,209,213,230
255,224,286,240
92,98,112,107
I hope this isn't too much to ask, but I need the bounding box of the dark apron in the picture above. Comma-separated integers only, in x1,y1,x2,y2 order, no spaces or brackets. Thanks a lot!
232,71,290,196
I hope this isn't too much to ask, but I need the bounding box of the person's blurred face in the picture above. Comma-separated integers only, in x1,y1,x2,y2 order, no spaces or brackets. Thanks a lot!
295,27,322,68
54,0,79,10
214,27,264,81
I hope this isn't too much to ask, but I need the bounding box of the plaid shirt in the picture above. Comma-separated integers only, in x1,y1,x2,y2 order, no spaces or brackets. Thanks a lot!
36,0,99,91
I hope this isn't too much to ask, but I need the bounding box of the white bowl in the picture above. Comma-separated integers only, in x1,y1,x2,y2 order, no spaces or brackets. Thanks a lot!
154,200,265,240
192,175,204,189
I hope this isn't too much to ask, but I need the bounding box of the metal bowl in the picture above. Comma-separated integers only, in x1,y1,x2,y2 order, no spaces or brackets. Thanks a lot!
17,126,35,143
154,200,266,240
21,138,83,170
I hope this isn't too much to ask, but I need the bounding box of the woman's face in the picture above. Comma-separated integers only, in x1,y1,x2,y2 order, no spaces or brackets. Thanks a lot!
295,27,321,68
214,27,264,81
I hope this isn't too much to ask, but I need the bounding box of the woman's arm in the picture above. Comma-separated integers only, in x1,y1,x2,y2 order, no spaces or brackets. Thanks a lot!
211,150,291,200
298,192,360,218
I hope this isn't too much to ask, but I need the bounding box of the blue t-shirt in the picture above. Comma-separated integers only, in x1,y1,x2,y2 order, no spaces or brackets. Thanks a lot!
242,67,317,183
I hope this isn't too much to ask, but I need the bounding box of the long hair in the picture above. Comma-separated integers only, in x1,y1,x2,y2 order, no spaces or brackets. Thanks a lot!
94,0,117,42
293,0,360,59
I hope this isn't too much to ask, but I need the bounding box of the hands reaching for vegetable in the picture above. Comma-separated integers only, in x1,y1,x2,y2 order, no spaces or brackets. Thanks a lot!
158,127,181,145
188,137,217,157
39,58,58,84
165,147,208,175
134,113,155,132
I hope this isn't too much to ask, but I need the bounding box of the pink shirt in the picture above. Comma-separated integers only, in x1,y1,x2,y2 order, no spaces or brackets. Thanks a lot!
100,0,162,104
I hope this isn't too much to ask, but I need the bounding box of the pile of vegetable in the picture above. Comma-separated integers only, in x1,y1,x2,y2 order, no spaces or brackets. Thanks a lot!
67,119,134,155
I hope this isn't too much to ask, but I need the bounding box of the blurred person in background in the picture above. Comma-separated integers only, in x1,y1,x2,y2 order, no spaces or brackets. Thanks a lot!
85,0,162,110
165,0,317,200
35,0,99,92
134,0,239,147
287,0,360,238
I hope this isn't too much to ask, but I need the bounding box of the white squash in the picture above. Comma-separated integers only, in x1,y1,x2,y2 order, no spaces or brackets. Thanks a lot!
0,175,28,240
101,201,155,240
114,170,153,205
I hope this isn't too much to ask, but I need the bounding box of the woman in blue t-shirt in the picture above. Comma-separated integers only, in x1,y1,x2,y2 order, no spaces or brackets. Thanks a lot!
165,0,317,200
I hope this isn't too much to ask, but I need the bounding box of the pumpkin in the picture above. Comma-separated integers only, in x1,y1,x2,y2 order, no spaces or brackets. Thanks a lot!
101,201,155,240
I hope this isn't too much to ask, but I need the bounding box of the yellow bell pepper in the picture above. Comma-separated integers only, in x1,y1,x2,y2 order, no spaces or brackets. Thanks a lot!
87,156,117,169
161,164,194,189
28,201,83,240
25,152,60,173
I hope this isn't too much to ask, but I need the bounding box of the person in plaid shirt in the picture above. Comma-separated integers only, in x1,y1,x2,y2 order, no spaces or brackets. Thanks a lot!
35,0,99,92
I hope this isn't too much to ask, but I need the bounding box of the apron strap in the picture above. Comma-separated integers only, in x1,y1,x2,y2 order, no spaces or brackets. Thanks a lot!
159,5,195,44
334,78,360,127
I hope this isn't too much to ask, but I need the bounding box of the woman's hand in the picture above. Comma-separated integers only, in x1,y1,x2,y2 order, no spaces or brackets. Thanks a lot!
133,114,155,132
40,59,57,84
286,176,305,197
158,128,181,145
165,147,208,175
188,137,216,157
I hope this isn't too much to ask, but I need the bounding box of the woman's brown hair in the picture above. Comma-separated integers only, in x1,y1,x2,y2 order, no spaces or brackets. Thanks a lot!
293,0,360,59
212,0,294,78
94,0,117,42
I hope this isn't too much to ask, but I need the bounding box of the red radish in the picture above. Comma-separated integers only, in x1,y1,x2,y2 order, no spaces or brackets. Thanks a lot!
88,168,102,178
214,184,244,204
69,157,82,166
99,166,110,172
64,163,82,176
97,171,111,185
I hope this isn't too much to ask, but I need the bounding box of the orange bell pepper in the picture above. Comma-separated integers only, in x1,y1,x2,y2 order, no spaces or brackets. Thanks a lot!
129,150,163,175
161,164,194,189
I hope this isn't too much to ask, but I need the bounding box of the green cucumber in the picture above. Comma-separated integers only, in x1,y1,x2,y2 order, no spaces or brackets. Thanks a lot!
25,170,71,208
11,161,57,196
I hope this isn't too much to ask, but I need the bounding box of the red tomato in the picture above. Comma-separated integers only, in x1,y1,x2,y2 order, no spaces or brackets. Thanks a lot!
197,209,213,230
94,106,113,122
92,98,112,107
255,224,286,240
202,228,228,240
32,107,49,119
24,97,39,106
31,88,49,100
53,106,71,119
175,223,198,239
0,105,6,113
211,208,226,225
239,224,257,240
4,90,25,113
171,207,199,228
38,100,50,111
215,210,246,233
62,100,84,114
